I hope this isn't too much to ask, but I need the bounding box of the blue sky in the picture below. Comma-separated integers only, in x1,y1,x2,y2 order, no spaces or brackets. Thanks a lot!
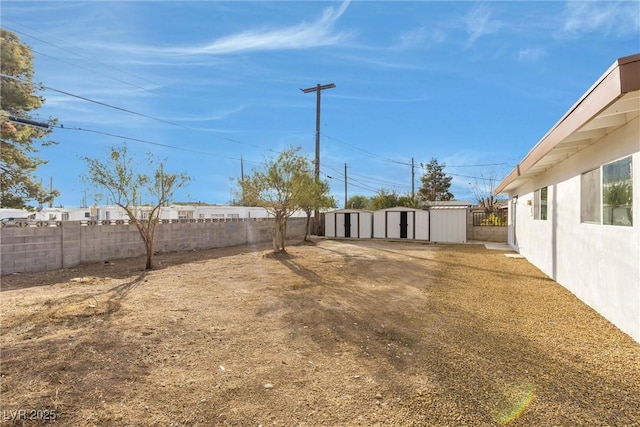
3,1,639,207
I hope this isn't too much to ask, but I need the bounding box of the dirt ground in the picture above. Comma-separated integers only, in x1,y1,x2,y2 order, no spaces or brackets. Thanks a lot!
1,238,639,426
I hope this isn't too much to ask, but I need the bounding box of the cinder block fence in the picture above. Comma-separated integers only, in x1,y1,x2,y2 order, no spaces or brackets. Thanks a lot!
1,218,307,275
466,210,508,243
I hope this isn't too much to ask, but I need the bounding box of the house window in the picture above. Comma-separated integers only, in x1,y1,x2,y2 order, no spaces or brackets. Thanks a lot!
178,210,192,219
61,212,69,221
581,156,633,227
84,212,91,218
581,168,601,223
603,156,633,226
534,187,548,220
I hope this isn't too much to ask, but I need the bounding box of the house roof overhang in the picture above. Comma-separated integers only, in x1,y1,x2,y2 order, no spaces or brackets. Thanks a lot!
495,53,640,195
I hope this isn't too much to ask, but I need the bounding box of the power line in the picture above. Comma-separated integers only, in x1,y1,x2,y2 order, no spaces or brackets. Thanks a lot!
347,170,409,188
3,23,285,154
323,132,508,170
322,132,411,166
448,172,498,182
445,162,508,168
1,73,190,129
324,165,391,193
323,171,378,194
53,124,261,165
1,73,273,151
28,46,161,96
3,22,161,88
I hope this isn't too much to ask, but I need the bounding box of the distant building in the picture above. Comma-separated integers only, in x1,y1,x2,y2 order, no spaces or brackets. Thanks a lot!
0,205,308,223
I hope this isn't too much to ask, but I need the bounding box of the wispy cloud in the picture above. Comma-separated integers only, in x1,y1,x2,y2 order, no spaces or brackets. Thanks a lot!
92,1,352,57
462,5,502,47
331,52,430,70
332,94,429,103
559,1,640,38
397,27,447,50
170,106,246,122
518,46,546,62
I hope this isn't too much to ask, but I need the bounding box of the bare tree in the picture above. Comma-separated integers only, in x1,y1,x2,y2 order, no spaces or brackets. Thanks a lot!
470,171,500,213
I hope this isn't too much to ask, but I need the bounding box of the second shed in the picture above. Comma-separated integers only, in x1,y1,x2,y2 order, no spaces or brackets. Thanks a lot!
324,209,373,238
373,207,429,240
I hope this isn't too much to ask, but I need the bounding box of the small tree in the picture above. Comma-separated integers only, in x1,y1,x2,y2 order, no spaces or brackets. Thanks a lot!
240,146,310,252
418,158,454,201
369,189,420,210
397,194,422,209
369,189,399,210
81,143,191,270
296,172,336,241
346,195,370,210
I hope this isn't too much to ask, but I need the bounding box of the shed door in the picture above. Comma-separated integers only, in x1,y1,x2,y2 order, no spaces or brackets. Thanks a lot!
400,211,408,238
344,213,351,238
386,212,400,238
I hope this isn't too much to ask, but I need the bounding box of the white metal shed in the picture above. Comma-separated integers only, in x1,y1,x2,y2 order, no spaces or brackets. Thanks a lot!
373,207,429,240
324,209,373,238
425,201,472,243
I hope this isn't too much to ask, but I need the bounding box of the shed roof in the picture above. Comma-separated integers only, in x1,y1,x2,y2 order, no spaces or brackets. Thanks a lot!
374,206,424,212
495,53,640,195
326,209,374,214
423,201,473,209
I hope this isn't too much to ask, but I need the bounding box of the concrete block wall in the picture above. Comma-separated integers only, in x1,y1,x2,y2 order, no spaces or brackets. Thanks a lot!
1,226,63,273
1,217,307,275
465,211,507,243
80,223,146,264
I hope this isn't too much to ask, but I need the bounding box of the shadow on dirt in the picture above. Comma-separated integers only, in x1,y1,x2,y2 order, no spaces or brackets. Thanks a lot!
1,241,277,291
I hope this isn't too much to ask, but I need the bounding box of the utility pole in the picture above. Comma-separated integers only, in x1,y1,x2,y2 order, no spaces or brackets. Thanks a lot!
160,162,165,206
240,154,245,205
301,83,336,180
301,82,336,234
411,157,415,200
344,163,348,208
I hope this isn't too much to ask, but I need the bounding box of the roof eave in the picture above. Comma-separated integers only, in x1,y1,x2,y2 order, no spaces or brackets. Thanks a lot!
495,53,640,195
